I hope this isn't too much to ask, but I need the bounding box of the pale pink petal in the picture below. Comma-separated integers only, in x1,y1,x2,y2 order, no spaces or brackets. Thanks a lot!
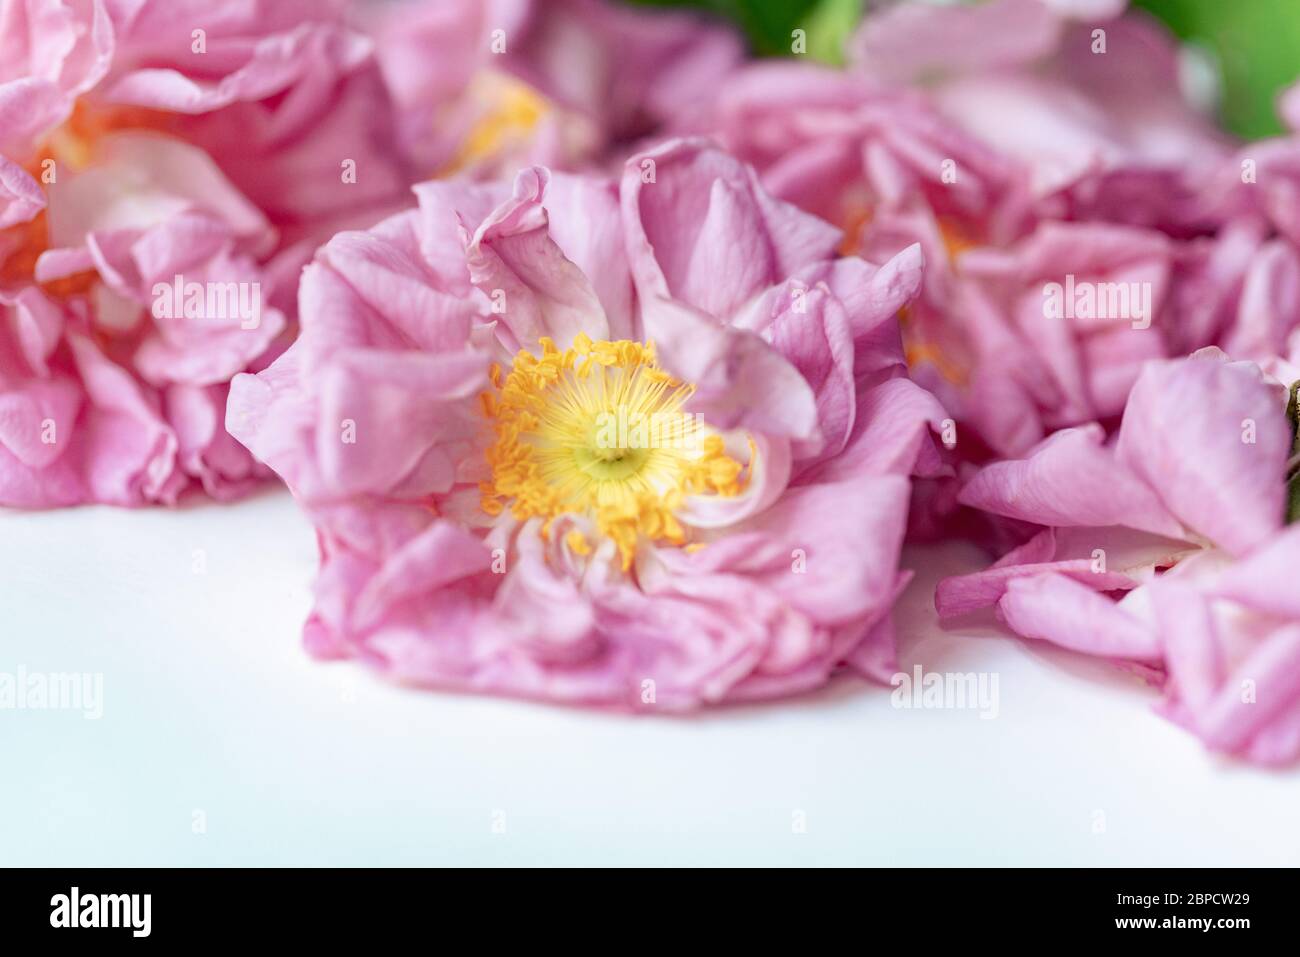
999,572,1161,661
1116,352,1289,556
958,425,1185,538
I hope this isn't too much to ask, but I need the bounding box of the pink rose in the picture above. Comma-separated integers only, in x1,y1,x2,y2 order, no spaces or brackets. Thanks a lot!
0,0,409,505
228,142,948,708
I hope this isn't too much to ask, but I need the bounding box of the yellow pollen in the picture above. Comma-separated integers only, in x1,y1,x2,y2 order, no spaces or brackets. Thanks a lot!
480,336,747,570
564,529,592,556
438,72,549,176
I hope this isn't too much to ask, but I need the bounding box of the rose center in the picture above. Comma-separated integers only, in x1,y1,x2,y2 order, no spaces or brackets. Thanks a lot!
479,334,746,568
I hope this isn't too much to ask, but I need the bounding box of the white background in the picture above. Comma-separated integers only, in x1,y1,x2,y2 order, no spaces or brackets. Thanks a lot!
2,490,1296,866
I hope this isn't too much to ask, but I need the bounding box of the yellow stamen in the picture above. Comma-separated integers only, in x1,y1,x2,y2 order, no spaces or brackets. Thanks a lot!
438,73,550,176
480,338,747,570
565,529,592,556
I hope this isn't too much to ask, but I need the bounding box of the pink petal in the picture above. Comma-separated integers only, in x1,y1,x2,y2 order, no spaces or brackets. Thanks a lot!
999,572,1161,661
1116,352,1289,556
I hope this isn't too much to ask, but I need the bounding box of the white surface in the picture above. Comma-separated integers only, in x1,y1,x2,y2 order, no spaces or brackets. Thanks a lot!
2,489,1296,867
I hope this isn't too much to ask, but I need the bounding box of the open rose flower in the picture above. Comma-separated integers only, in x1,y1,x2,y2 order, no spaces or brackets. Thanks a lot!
227,140,948,708
935,348,1298,762
366,0,742,178
0,0,410,506
849,0,1231,228
937,348,1290,623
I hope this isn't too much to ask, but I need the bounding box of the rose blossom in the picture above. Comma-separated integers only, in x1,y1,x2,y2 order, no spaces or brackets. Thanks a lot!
227,140,949,708
848,0,1231,227
365,0,743,178
0,0,409,506
933,347,1300,761
936,348,1290,622
694,3,1228,463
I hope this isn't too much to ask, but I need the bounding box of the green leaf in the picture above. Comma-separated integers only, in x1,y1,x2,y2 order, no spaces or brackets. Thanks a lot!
1134,0,1300,140
800,0,864,66
625,0,823,56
